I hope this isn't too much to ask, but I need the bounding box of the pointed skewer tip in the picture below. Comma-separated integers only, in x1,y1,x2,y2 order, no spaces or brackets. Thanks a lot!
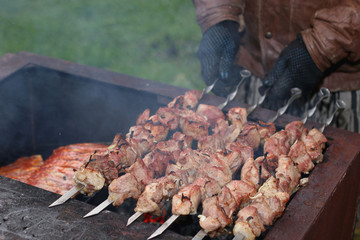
48,183,84,208
83,198,113,218
147,214,180,240
192,229,207,240
127,211,143,226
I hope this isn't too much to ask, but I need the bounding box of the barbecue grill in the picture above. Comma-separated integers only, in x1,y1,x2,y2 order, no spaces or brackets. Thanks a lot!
1,52,360,240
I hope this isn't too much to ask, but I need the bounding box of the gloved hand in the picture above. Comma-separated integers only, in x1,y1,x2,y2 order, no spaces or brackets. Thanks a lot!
261,34,325,111
198,20,242,97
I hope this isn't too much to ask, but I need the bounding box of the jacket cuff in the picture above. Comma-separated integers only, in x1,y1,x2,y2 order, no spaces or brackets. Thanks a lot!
193,0,244,33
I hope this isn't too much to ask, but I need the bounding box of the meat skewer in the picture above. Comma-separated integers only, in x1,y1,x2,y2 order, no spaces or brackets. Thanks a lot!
83,103,226,217
49,90,202,207
147,88,301,240
83,131,193,218
193,88,331,240
231,102,344,240
232,131,327,240
125,107,250,226
194,121,310,240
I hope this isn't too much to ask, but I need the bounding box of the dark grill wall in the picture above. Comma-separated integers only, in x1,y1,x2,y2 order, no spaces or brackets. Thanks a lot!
0,66,161,165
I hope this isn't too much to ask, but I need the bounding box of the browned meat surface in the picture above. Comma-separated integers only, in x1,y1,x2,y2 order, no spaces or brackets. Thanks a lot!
237,121,276,150
135,170,190,216
179,109,210,140
275,155,301,194
285,120,308,145
255,121,276,145
241,157,271,189
237,206,265,237
199,180,257,236
167,89,201,110
196,104,225,127
217,143,254,175
226,107,247,130
237,123,261,150
0,143,107,195
172,178,213,215
302,128,327,163
288,139,314,173
0,155,44,182
156,107,179,130
107,132,190,207
136,108,150,126
263,130,291,159
108,158,154,206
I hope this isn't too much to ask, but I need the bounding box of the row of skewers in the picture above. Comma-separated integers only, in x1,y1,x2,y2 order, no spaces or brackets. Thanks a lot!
49,73,345,240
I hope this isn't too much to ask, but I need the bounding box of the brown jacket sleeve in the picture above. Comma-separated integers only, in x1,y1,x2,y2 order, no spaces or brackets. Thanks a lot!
302,1,360,72
192,0,244,33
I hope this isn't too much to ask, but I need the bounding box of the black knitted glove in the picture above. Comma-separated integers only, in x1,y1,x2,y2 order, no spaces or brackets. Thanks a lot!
261,34,324,111
198,20,242,97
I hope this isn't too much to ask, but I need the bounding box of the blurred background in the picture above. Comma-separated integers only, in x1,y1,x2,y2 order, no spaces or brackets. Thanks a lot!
0,0,204,90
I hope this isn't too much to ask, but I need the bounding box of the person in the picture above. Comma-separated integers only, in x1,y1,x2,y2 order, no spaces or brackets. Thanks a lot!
192,0,360,132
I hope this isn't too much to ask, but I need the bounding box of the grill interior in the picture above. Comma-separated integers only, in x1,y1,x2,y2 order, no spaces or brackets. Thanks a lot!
1,52,360,240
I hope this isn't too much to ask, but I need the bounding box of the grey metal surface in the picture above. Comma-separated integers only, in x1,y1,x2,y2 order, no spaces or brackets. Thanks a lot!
0,176,190,240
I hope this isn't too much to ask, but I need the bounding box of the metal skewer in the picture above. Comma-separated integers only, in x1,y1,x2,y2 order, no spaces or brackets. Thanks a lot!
267,88,302,123
218,70,251,109
319,99,346,133
147,214,180,240
127,211,144,226
301,87,330,124
233,233,245,240
200,78,219,99
83,198,113,218
49,183,84,207
246,86,269,116
192,229,208,240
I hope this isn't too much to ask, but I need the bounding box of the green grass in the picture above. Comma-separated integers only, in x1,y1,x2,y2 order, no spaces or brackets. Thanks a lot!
0,0,205,90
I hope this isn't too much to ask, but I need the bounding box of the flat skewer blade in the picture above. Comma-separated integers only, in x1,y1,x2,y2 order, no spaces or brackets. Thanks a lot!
192,229,207,240
127,211,143,226
49,183,84,207
232,233,245,240
83,198,113,218
147,214,180,240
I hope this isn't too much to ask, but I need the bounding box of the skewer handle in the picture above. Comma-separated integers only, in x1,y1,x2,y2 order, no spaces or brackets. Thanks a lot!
246,84,269,116
301,87,330,124
319,99,346,132
201,78,219,99
267,88,302,123
218,70,251,109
